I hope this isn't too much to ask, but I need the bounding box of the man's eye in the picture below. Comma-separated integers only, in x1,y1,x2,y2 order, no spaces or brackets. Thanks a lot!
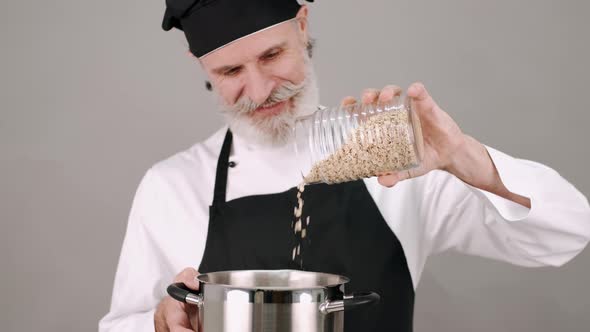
263,50,281,61
223,67,241,76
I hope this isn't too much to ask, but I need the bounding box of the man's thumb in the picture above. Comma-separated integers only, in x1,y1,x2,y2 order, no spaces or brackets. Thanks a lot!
174,267,200,290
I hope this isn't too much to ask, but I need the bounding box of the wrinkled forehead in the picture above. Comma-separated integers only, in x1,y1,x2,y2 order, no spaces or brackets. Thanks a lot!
200,19,302,70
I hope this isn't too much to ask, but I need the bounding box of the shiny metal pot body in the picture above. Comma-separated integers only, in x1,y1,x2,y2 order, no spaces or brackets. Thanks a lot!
167,270,379,332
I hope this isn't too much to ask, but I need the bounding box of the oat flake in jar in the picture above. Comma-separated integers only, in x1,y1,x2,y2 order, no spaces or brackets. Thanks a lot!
294,94,425,184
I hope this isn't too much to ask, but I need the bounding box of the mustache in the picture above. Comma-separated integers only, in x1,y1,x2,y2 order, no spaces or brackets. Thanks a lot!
229,80,306,116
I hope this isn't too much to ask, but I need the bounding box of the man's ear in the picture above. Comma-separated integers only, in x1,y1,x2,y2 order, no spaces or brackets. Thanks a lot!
295,5,309,44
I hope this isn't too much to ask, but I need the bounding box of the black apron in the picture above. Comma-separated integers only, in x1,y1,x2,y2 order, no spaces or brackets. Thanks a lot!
199,130,415,331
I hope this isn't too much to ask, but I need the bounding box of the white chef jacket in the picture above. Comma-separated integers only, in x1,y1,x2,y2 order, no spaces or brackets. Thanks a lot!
99,126,590,331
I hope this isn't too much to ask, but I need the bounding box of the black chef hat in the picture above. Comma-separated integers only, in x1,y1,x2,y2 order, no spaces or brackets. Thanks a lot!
162,0,314,58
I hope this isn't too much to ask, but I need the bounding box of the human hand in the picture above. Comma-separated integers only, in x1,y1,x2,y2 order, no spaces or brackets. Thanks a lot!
155,268,201,332
340,83,465,187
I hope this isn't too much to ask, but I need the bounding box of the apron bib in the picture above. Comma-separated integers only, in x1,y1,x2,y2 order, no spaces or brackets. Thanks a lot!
199,130,415,331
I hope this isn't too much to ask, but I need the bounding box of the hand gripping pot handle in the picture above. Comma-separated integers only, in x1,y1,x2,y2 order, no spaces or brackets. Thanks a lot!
319,291,380,314
167,283,204,307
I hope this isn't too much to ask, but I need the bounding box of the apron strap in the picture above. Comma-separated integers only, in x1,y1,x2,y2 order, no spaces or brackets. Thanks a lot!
212,129,233,206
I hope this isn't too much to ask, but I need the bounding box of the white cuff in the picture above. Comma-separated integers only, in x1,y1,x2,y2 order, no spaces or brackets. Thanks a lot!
466,146,535,222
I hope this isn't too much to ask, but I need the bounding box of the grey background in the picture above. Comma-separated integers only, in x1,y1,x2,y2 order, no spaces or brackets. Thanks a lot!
1,0,589,331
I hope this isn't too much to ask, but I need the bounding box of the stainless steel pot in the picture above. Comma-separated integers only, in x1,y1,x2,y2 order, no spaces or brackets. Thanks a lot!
167,269,379,332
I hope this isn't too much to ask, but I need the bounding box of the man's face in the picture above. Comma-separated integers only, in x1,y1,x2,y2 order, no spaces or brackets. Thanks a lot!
199,12,318,147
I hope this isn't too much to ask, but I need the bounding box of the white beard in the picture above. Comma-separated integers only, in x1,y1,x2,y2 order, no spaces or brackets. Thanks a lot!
219,58,320,148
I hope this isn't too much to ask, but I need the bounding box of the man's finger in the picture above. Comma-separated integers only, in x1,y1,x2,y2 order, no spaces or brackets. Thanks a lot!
170,327,194,332
174,267,200,290
156,297,194,332
166,307,194,332
378,85,402,104
377,168,413,187
407,82,430,101
361,88,380,104
340,96,357,113
377,173,399,187
407,82,437,114
340,96,357,107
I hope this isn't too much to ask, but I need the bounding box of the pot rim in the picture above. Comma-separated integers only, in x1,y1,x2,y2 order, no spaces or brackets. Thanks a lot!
196,269,350,291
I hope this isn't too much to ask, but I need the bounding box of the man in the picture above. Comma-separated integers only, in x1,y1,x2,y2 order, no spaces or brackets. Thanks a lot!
99,1,590,331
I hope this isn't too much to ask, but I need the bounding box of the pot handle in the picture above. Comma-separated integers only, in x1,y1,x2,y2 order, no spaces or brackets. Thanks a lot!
319,291,380,315
167,283,204,307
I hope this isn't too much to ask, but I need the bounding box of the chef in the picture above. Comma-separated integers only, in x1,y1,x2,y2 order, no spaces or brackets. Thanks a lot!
99,0,590,331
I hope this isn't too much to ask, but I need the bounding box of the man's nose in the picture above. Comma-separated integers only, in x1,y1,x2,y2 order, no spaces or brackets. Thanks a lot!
244,67,275,105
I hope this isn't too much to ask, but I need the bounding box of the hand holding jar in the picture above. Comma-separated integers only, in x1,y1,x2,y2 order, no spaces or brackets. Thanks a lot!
294,83,468,188
359,83,466,188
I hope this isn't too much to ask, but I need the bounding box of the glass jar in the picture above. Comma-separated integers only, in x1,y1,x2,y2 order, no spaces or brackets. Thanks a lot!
294,95,424,184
